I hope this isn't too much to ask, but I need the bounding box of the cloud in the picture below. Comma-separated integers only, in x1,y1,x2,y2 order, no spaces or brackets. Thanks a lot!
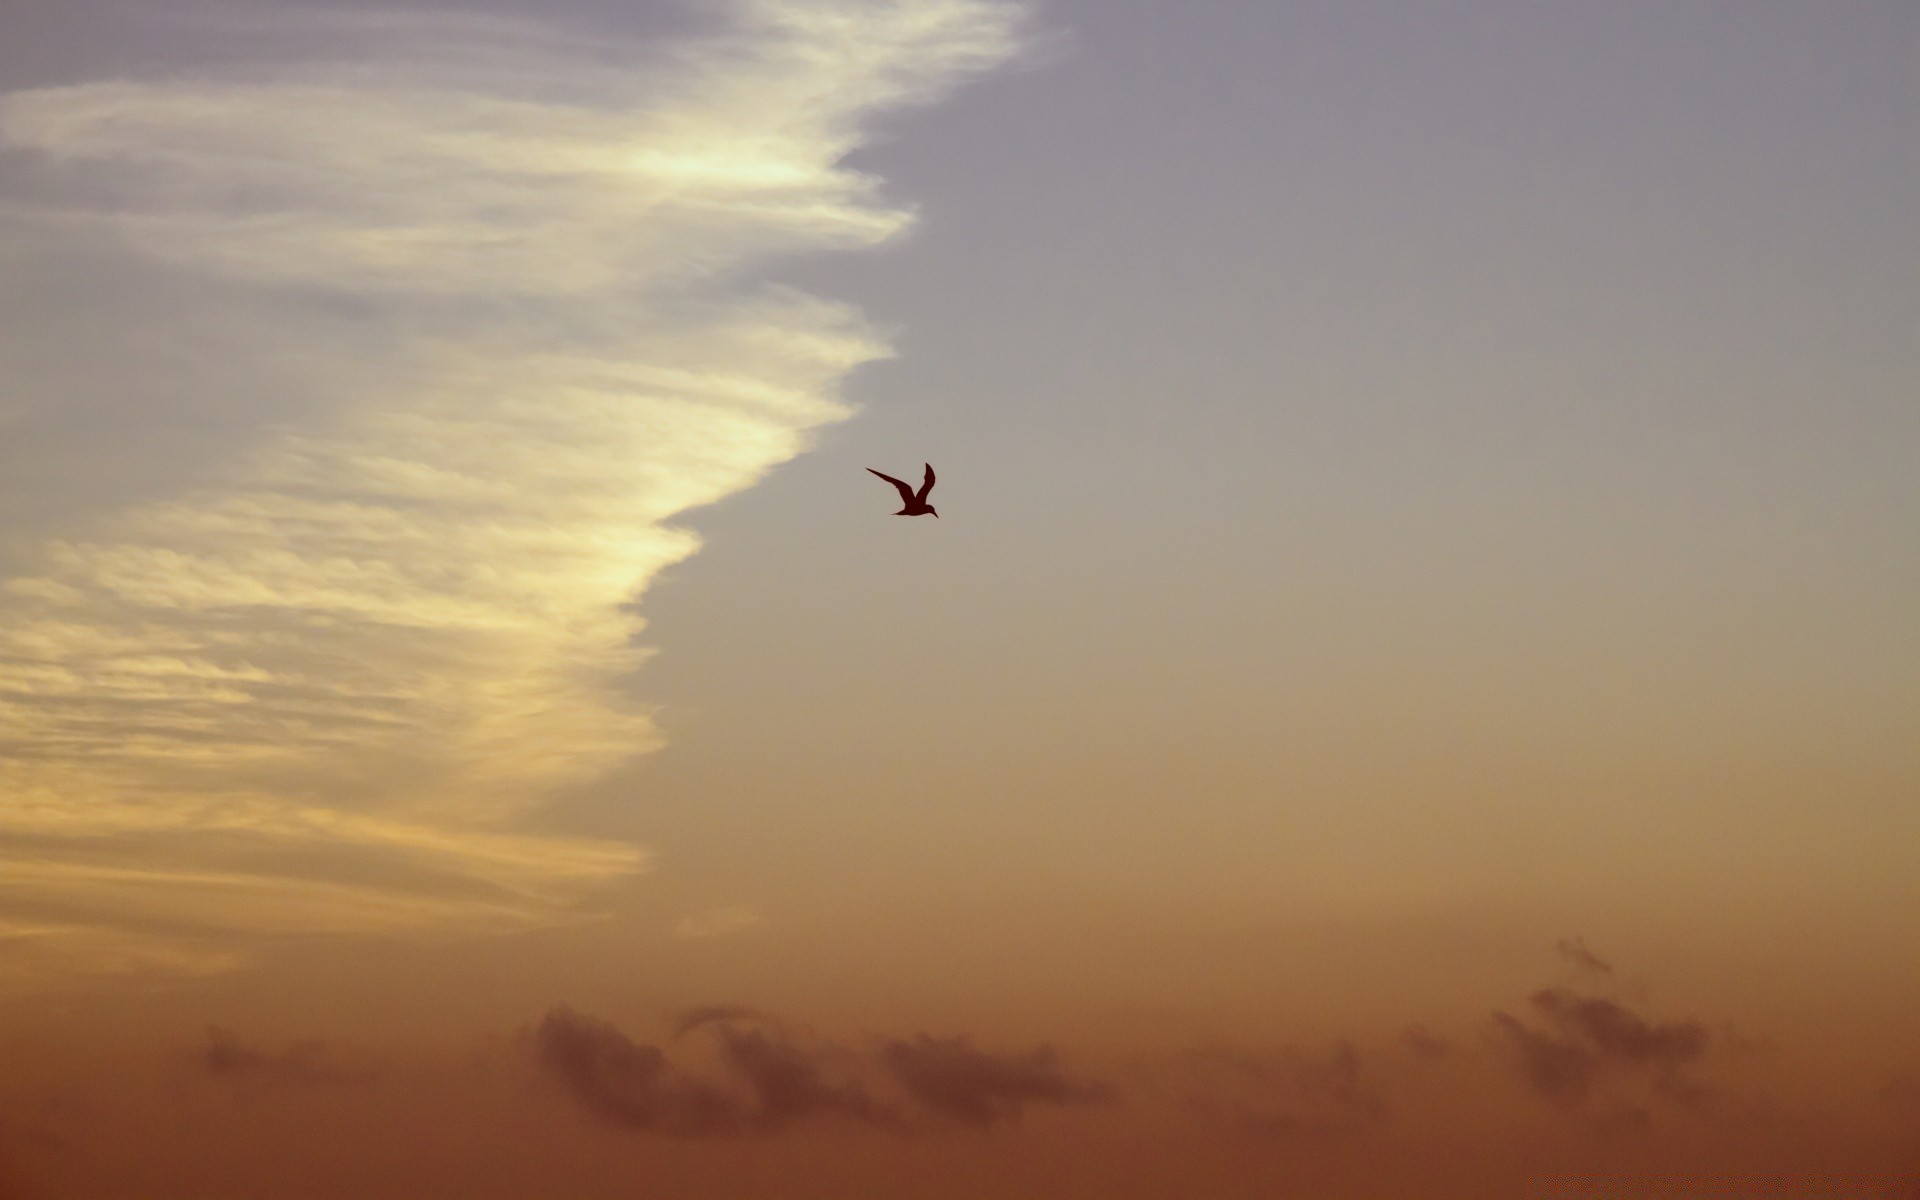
0,2,1026,297
536,1005,893,1135
1122,960,1720,1143
199,1026,376,1087
534,1007,747,1137
1492,986,1711,1111
710,1023,896,1129
879,1034,1113,1127
1554,936,1614,977
0,920,241,995
1527,988,1708,1071
0,0,1025,984
1491,1012,1598,1104
536,1006,1107,1135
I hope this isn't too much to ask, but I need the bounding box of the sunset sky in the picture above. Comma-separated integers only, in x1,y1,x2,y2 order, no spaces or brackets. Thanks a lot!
2,1,1917,1195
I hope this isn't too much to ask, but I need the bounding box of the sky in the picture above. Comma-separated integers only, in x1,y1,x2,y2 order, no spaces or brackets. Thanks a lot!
0,0,1917,1195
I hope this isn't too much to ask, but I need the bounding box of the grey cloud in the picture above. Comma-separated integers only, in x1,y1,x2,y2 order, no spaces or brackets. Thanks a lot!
536,1006,898,1136
1493,986,1712,1110
1528,988,1708,1071
536,1007,1107,1136
534,1007,745,1137
200,1026,375,1086
879,1034,1112,1127
712,1024,896,1130
1491,1012,1596,1103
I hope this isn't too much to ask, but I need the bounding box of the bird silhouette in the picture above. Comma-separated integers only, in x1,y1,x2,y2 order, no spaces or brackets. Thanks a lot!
867,463,938,517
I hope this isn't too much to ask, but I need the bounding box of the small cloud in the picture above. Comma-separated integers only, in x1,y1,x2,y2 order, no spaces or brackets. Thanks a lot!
1527,989,1708,1071
673,906,765,941
1554,937,1614,977
710,1025,895,1131
1492,978,1713,1116
879,1035,1113,1127
533,1007,744,1137
536,1005,893,1136
1491,1012,1596,1104
199,1026,375,1086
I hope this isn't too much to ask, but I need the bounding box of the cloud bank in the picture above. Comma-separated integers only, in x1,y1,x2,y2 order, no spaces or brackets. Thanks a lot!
535,1006,1110,1135
0,0,1024,985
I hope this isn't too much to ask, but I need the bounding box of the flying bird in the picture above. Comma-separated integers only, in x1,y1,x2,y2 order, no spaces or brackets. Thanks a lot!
867,463,938,517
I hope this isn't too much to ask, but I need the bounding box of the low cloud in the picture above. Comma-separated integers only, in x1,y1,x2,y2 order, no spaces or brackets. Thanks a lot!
712,1023,895,1129
534,1007,746,1137
536,943,1757,1152
879,1035,1113,1127
1527,988,1708,1072
1492,985,1712,1116
536,1006,896,1136
535,1006,1109,1136
1491,1011,1598,1104
200,1026,376,1087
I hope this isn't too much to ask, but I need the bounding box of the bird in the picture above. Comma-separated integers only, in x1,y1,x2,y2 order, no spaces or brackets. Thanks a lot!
867,463,938,517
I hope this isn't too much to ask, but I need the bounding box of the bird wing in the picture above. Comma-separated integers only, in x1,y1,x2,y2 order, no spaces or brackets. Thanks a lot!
867,468,916,506
915,463,936,502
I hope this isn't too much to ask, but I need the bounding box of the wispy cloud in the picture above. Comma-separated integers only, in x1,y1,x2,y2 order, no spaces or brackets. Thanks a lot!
0,0,1024,984
0,919,241,991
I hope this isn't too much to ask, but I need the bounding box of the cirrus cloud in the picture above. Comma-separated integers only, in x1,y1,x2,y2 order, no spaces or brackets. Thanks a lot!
0,0,1026,986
